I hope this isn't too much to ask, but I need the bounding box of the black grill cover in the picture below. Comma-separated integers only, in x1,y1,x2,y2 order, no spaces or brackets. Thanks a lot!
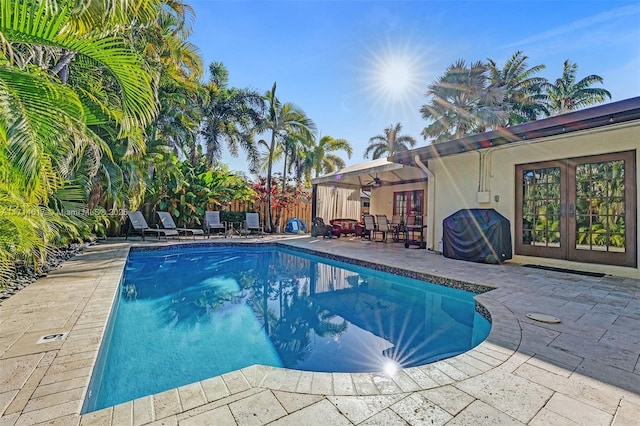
442,209,512,264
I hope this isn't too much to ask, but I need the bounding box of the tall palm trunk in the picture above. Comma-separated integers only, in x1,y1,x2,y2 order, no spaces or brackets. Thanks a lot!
265,131,276,232
275,144,290,233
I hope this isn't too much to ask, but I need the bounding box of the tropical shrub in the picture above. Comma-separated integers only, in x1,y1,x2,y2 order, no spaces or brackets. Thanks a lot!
147,159,256,228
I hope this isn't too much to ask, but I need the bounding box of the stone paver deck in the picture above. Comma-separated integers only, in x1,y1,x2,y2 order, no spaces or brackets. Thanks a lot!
1,235,639,425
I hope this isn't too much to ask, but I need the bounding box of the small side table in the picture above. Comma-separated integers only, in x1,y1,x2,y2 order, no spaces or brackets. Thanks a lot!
226,222,242,238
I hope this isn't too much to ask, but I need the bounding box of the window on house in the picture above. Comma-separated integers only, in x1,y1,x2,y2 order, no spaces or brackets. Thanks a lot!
393,190,424,219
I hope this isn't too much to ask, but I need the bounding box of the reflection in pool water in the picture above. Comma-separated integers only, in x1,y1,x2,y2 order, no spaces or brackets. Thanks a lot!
83,246,490,412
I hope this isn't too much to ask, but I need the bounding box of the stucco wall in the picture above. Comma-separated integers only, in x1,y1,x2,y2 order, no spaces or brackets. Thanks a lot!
428,121,639,278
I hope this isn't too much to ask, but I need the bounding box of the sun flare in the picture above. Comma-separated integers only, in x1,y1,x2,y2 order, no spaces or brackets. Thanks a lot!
360,39,432,119
375,57,415,99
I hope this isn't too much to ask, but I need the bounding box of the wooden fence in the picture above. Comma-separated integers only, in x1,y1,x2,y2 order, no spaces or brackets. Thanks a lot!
228,200,312,233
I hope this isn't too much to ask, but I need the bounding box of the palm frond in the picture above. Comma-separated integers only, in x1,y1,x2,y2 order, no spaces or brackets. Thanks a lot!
0,65,86,194
1,0,158,130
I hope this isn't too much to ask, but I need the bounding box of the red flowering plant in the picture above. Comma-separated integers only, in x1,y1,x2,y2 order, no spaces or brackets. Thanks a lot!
252,173,310,232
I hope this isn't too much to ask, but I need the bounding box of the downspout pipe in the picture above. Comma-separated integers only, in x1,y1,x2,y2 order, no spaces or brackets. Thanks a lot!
414,155,436,251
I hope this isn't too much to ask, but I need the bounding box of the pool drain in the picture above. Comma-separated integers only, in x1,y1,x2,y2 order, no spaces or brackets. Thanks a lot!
37,332,68,344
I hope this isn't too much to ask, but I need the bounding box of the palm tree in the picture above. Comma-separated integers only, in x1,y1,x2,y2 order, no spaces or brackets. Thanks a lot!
89,1,205,215
201,62,264,170
364,123,416,159
304,135,353,181
255,131,313,229
544,60,611,115
0,0,158,192
142,2,203,164
257,82,316,232
420,59,503,143
486,51,548,125
0,0,160,283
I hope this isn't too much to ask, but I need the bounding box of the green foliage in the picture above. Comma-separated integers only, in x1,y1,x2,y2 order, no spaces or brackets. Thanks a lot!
421,53,611,143
544,60,611,114
221,210,250,224
257,82,316,231
0,0,171,281
201,62,264,170
147,158,255,228
365,123,415,160
0,180,60,286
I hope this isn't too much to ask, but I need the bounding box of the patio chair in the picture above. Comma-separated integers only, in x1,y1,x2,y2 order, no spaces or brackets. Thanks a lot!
204,211,228,238
157,211,204,240
362,214,377,240
405,215,427,249
241,212,263,238
375,214,392,242
391,214,406,242
126,211,179,241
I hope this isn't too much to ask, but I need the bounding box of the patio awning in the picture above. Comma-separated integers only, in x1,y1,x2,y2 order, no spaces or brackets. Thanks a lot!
311,158,428,188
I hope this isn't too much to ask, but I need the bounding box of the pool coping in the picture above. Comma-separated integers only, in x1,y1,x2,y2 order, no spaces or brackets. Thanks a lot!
43,241,523,423
1,238,638,425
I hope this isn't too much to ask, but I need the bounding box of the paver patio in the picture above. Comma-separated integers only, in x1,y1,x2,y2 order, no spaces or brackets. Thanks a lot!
1,236,639,425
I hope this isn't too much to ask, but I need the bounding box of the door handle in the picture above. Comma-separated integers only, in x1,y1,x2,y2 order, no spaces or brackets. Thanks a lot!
569,204,575,217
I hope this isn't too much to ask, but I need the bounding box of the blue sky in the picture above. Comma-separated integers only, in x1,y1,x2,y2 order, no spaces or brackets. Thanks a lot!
187,0,640,175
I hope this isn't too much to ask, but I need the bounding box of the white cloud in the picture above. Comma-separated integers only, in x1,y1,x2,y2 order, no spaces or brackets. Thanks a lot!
503,4,640,50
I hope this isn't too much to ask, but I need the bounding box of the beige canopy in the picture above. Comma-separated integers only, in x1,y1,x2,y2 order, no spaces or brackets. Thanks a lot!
311,158,428,222
311,158,427,189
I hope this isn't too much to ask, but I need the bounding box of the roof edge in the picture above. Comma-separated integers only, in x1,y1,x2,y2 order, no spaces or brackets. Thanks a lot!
392,97,640,164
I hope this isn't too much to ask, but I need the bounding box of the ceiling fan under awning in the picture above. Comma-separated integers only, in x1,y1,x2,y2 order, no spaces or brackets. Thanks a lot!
363,175,384,188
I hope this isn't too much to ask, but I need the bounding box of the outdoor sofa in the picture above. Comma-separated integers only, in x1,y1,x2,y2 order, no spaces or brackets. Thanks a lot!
329,218,359,237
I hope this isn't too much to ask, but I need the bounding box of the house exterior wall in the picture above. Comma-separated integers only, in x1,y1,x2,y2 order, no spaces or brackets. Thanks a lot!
369,181,428,220
428,121,639,278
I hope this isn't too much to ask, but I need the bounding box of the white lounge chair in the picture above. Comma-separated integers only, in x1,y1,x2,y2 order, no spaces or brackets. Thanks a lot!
157,211,204,240
241,212,263,238
204,211,227,238
126,211,179,241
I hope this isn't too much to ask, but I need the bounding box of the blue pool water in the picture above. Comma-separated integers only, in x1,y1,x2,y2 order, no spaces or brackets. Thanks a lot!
83,246,490,412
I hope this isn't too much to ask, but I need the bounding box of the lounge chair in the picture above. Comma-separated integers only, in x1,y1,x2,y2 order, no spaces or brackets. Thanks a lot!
241,212,263,238
126,211,179,241
362,214,377,240
391,214,406,242
375,214,392,242
157,211,204,240
204,211,228,238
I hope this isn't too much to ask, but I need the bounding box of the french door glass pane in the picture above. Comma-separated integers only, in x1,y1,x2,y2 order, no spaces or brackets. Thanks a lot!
394,193,406,217
521,166,561,246
394,191,424,218
574,159,626,252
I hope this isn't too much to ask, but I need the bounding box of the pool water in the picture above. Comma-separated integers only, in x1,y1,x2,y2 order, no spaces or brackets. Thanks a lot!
83,246,490,412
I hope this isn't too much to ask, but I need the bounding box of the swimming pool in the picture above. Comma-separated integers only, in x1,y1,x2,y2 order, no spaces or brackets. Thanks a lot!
83,245,491,412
